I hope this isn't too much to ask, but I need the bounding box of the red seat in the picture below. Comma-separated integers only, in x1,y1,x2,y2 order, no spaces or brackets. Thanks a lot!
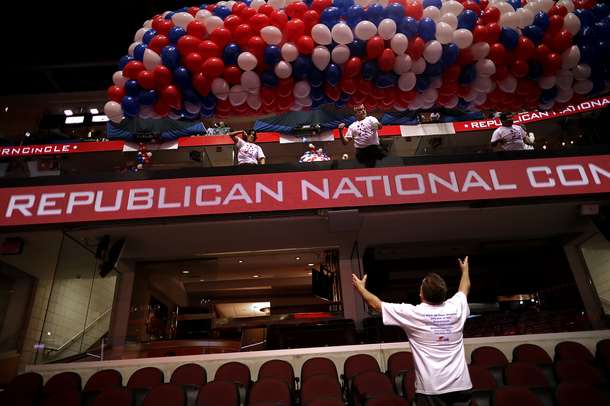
84,369,123,393
351,370,395,406
555,341,594,364
142,384,185,406
366,394,409,405
513,344,552,365
306,400,345,406
401,369,416,402
0,372,42,406
248,378,291,406
468,365,497,391
214,361,251,388
197,380,239,406
471,346,509,369
43,371,82,397
494,387,544,406
127,367,164,390
258,359,295,392
343,354,380,394
171,363,207,386
556,382,610,406
596,339,610,369
40,390,81,406
387,351,414,379
504,363,550,388
554,361,605,385
300,375,342,406
91,387,133,406
301,357,338,382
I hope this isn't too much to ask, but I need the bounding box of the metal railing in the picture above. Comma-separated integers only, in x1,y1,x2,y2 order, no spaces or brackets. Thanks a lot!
44,308,111,359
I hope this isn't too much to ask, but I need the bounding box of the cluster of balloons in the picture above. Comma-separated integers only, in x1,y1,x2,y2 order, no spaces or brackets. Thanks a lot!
105,0,610,122
300,143,332,161
133,143,153,171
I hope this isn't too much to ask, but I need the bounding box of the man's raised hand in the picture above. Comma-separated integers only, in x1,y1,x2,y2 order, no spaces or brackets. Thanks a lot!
458,256,469,273
352,273,367,292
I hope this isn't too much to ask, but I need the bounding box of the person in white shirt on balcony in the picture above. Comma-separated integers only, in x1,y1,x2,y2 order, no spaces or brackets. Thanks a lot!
338,104,386,167
229,130,266,165
491,112,535,151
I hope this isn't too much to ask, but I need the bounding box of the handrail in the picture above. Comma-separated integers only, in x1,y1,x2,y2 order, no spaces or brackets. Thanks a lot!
45,308,111,353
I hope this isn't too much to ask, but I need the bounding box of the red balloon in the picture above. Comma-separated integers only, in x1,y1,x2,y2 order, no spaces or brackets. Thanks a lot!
270,10,288,28
296,35,315,54
247,36,266,58
544,52,562,74
278,78,294,97
148,35,170,54
153,65,173,88
486,22,501,43
250,13,271,32
398,89,416,103
223,15,243,32
407,37,425,60
233,2,247,14
344,57,363,77
137,70,156,89
185,52,204,72
152,18,173,36
285,19,306,42
286,2,308,19
160,85,181,109
278,94,294,110
488,43,507,65
481,7,500,24
534,44,551,62
548,15,564,33
217,99,232,113
153,101,170,117
202,57,225,78
187,20,207,39
473,25,488,43
457,85,470,98
311,0,332,14
340,78,357,94
198,40,221,59
552,29,572,53
457,48,475,65
187,6,200,16
371,87,385,100
210,27,232,49
223,65,242,85
515,36,535,60
177,35,201,56
258,4,274,16
462,0,481,14
261,87,276,105
192,72,211,96
107,85,125,102
366,36,385,59
358,79,374,95
234,24,253,46
405,0,423,19
303,10,320,33
492,65,510,81
324,84,341,101
123,61,145,79
510,59,529,78
442,64,461,82
240,7,257,21
378,48,396,72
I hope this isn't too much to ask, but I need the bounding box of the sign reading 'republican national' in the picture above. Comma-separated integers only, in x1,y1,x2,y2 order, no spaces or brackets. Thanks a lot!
1,155,609,227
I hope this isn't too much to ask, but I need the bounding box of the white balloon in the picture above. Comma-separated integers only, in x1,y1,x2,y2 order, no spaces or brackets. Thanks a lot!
423,88,438,103
312,46,331,71
293,81,311,98
539,100,555,111
332,45,351,64
113,71,128,87
539,76,556,90
247,94,262,110
500,12,519,28
354,20,377,40
557,0,575,12
296,96,312,107
423,6,441,22
440,13,458,30
573,64,591,80
453,29,473,49
184,102,201,115
356,0,371,6
574,79,593,94
390,33,408,55
331,22,354,44
172,12,194,28
134,28,147,43
556,87,573,103
261,26,283,45
393,54,412,74
251,0,266,10
440,0,463,16
212,78,229,100
556,69,574,90
312,24,333,44
563,13,581,35
104,101,123,123
195,10,212,22
473,76,493,93
495,1,515,14
444,96,459,108
471,42,490,60
430,76,443,89
237,52,258,71
142,20,152,29
464,88,478,102
423,41,442,64
474,92,487,106
398,72,416,91
499,75,517,93
226,1,237,10
561,46,580,69
241,71,261,90
412,58,426,74
476,59,496,76
229,85,248,106
516,8,534,28
540,0,554,12
274,61,293,79
143,49,162,70
290,103,303,112
435,22,454,44
205,16,224,33
281,43,299,62
139,105,154,119
268,0,285,9
378,19,397,40
128,42,140,56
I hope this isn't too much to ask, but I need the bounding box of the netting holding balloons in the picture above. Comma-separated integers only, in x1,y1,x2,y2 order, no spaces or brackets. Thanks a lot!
104,0,610,123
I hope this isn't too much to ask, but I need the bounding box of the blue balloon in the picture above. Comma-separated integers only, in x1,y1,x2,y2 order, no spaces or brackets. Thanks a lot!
142,29,157,45
133,43,147,61
595,18,610,39
592,3,610,21
457,10,477,31
118,55,134,70
385,3,405,23
122,96,140,117
399,16,419,39
124,80,141,97
340,92,352,102
441,43,459,66
579,26,598,46
540,87,558,103
362,60,379,80
325,63,342,86
457,98,470,110
418,18,436,42
415,75,430,91
579,44,595,64
591,79,607,95
500,27,519,50
366,3,384,25
168,26,187,43
574,9,595,28
423,0,441,9
213,6,231,19
293,56,312,80
178,7,188,12
526,61,543,80
321,6,341,26
333,0,354,11
348,39,366,57
223,43,241,65
335,100,347,108
201,94,217,110
458,64,476,85
533,11,549,30
173,66,191,88
311,86,324,101
375,72,397,88
139,90,158,106
183,88,200,104
346,5,365,27
308,69,325,87
507,0,521,10
164,12,175,20
263,45,281,66
425,62,443,77
161,45,180,69
201,108,215,118
522,25,544,45
261,70,278,87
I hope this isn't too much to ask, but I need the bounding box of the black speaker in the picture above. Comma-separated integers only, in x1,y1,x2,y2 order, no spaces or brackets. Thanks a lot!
592,205,610,242
95,235,110,259
99,238,126,277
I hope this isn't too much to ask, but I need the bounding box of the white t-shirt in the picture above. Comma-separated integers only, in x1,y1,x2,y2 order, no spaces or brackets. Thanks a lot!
236,138,265,165
491,125,529,151
345,116,381,149
382,292,472,395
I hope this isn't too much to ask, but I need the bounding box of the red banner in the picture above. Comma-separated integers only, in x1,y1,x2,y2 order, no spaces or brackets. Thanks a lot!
1,155,609,227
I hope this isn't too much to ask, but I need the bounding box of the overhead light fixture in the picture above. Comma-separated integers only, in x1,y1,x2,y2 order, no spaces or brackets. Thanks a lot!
561,142,566,146
65,116,85,124
24,132,31,137
252,274,260,278
89,108,99,114
542,145,547,150
307,272,312,275
295,256,301,260
199,279,204,282
308,263,315,266
238,260,244,263
181,270,190,274
64,109,74,116
92,115,109,123
4,107,7,112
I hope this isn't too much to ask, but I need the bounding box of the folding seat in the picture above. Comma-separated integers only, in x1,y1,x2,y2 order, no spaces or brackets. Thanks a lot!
214,361,251,405
343,354,380,396
258,359,296,392
0,371,43,406
504,363,550,388
127,366,164,406
171,363,207,406
596,339,610,371
554,360,606,386
197,380,240,406
43,371,82,397
301,357,338,382
247,378,291,406
470,346,508,387
400,369,416,403
512,344,555,387
40,390,81,406
556,382,610,406
142,384,185,406
351,370,395,406
300,374,342,406
494,386,544,406
365,394,409,406
387,351,414,396
91,387,134,406
83,369,124,406
468,365,496,406
306,399,345,406
555,341,594,364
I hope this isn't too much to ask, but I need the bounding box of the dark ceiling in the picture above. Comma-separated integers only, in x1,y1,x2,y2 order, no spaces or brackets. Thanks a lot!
1,1,203,96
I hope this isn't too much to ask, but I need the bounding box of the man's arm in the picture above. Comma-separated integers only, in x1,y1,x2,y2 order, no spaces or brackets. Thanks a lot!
352,274,382,312
228,130,244,144
458,256,470,296
338,123,350,145
372,116,383,130
258,157,266,165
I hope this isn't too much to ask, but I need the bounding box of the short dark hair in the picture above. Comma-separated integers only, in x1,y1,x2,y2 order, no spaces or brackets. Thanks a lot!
421,273,447,304
246,129,257,142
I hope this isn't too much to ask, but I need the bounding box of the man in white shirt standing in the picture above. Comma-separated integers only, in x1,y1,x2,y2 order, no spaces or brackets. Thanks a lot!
229,130,266,165
352,257,472,406
338,104,386,167
491,113,535,151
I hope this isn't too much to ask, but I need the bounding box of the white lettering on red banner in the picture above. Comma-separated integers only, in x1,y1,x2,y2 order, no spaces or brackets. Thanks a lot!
1,155,610,227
